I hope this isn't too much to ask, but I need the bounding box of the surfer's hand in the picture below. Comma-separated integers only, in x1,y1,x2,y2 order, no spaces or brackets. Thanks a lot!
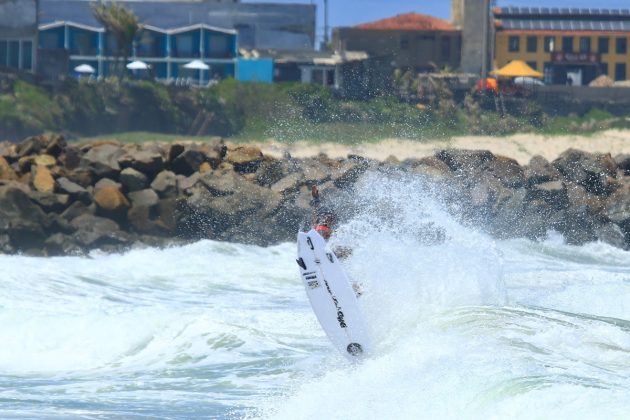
311,185,319,199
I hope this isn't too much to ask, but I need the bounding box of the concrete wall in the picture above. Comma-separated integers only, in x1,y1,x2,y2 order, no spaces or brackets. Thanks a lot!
333,28,461,72
0,0,38,38
461,0,486,75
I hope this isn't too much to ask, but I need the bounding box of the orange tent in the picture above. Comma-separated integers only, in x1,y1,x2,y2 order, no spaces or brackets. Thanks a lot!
491,60,543,79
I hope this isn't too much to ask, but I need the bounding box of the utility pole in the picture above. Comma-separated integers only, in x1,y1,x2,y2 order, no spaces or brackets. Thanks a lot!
480,0,490,80
323,0,329,47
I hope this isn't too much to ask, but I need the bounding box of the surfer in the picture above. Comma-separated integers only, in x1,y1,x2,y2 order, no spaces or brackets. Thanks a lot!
310,185,362,296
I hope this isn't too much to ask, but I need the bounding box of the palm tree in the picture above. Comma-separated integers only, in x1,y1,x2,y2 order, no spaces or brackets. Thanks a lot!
92,1,142,78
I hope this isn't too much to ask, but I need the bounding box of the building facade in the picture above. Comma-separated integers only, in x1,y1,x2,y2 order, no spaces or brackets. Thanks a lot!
494,7,630,85
38,21,238,82
39,0,316,50
332,13,461,74
0,0,38,73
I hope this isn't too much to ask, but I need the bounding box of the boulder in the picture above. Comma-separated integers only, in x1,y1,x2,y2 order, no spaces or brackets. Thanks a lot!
44,134,67,157
30,192,70,213
128,205,171,236
332,159,369,189
56,177,91,204
34,154,56,167
81,144,124,179
525,155,561,186
44,233,82,256
32,165,55,193
0,156,16,181
553,149,617,195
93,186,130,221
60,146,82,170
121,147,164,175
171,147,206,176
226,145,262,173
487,156,525,188
435,149,495,173
128,188,159,208
178,172,200,192
120,167,149,192
605,182,630,229
594,223,628,249
167,143,185,164
94,177,121,191
0,142,18,160
0,186,48,250
61,201,95,221
271,172,304,195
199,162,212,174
151,170,178,198
70,214,129,248
17,135,49,157
256,159,288,186
615,154,630,175
526,180,569,210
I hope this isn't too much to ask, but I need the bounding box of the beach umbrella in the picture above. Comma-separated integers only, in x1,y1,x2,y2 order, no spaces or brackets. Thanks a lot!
491,60,543,79
183,60,209,70
183,60,210,85
74,64,96,74
126,60,150,70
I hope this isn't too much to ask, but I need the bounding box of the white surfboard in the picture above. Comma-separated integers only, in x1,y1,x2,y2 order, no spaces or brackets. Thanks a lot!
297,229,370,361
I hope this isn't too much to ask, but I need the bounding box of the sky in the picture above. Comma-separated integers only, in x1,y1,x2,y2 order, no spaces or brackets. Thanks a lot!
246,0,630,44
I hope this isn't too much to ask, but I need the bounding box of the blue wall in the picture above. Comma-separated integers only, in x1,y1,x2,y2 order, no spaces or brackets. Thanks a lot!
236,58,273,83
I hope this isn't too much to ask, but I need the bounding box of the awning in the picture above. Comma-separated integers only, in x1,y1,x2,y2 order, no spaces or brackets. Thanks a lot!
126,60,150,70
74,64,95,74
491,60,543,78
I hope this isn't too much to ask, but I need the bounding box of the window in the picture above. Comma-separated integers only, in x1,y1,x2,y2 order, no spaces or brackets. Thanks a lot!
8,40,19,68
599,37,609,54
508,36,519,52
600,63,608,76
527,61,537,70
416,34,435,41
544,62,553,84
579,37,591,53
526,36,537,53
562,37,573,52
544,36,554,52
22,41,32,70
616,37,627,54
615,63,626,81
400,37,409,50
326,69,335,87
0,40,7,66
441,37,451,60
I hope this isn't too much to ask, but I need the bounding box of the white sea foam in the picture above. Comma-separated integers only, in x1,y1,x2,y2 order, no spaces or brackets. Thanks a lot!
1,173,629,418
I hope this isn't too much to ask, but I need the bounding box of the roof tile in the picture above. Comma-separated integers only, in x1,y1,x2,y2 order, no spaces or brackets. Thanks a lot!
355,12,456,32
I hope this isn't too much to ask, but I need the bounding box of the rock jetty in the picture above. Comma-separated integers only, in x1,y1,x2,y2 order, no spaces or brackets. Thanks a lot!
1,133,630,256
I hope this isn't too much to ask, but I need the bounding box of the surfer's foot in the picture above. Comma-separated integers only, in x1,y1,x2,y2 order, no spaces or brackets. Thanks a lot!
352,282,363,298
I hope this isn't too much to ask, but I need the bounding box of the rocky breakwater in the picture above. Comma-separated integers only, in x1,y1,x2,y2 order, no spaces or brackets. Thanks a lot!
0,134,369,255
1,134,630,256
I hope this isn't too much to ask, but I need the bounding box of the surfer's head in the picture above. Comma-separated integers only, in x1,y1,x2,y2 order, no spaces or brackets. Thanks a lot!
314,208,336,239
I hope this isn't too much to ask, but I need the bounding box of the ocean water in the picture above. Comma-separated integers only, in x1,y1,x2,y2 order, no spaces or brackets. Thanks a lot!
1,174,630,419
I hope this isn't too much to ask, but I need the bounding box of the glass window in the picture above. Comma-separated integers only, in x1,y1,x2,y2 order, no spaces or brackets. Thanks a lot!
8,40,19,68
544,36,554,52
616,37,627,54
615,63,626,81
543,62,553,84
527,61,537,70
22,41,32,70
400,37,409,50
441,37,451,60
562,37,573,52
207,34,230,58
0,41,7,66
599,37,609,54
508,36,519,52
600,63,608,76
579,37,591,53
526,36,537,53
312,69,324,85
326,69,335,86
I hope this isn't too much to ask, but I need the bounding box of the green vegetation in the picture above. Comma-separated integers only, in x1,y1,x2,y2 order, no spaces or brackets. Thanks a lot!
1,73,630,143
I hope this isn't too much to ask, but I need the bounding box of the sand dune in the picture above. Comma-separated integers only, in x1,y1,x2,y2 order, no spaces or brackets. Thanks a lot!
257,129,630,164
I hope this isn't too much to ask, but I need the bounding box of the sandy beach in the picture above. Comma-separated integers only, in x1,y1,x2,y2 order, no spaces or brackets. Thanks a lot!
257,129,630,164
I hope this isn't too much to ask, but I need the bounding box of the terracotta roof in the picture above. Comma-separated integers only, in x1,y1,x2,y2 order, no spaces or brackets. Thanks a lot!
355,12,456,31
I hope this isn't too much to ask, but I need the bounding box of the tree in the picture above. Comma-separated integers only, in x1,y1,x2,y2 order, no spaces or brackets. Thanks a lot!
92,1,142,78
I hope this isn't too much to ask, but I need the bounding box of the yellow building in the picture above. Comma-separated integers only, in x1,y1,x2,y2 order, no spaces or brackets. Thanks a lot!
494,7,630,85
